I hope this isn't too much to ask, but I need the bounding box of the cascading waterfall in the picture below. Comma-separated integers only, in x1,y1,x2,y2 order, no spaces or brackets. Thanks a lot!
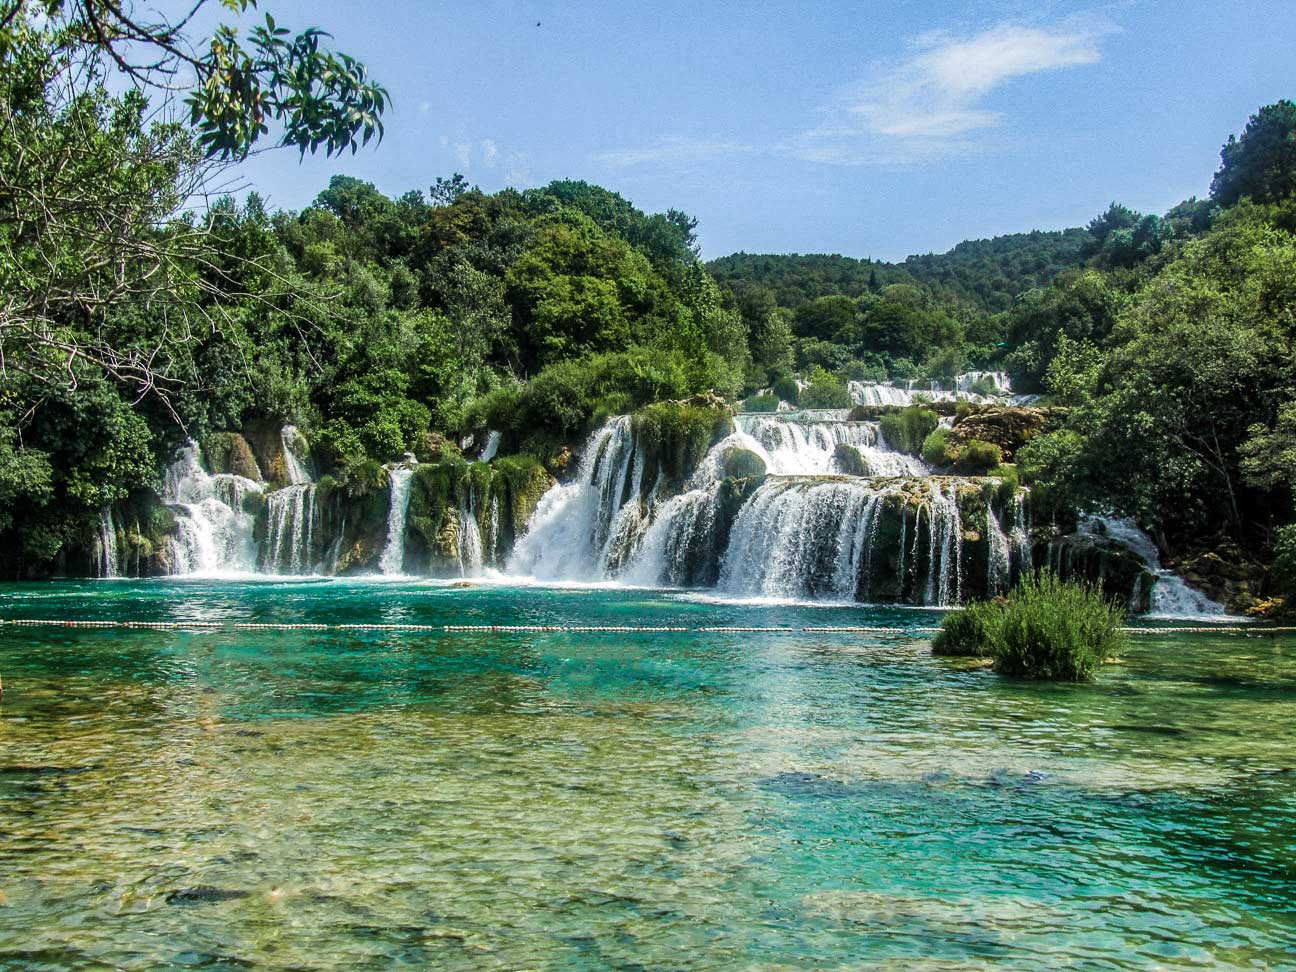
457,495,484,577
736,414,927,477
718,479,895,601
262,425,319,574
264,485,317,574
986,504,1011,596
280,425,312,485
95,508,120,579
921,482,963,606
163,442,263,574
1079,516,1225,617
479,430,501,463
846,371,1040,407
509,417,647,580
378,457,418,576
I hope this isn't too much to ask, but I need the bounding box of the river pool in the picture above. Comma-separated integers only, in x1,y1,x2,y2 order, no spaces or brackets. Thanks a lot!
1,579,1293,970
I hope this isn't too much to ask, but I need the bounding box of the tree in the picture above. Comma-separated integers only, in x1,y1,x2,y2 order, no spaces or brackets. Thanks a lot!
1211,101,1296,207
0,0,388,409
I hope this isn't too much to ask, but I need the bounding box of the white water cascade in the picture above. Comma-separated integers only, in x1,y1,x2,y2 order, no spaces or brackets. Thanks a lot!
280,425,312,484
847,371,1036,407
479,430,501,463
735,413,927,477
261,426,320,573
508,410,999,605
717,479,893,601
95,508,120,579
162,442,263,574
509,417,650,581
457,496,484,577
378,457,418,576
1079,516,1225,617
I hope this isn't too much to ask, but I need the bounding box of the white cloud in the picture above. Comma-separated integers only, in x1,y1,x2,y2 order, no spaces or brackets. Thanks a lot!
795,21,1108,163
481,139,499,167
593,136,755,169
452,141,472,170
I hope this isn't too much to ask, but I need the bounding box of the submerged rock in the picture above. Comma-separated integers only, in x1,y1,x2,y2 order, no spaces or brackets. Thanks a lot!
165,886,251,905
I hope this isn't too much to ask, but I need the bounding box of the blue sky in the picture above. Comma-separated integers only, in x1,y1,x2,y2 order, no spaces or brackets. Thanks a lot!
226,0,1296,261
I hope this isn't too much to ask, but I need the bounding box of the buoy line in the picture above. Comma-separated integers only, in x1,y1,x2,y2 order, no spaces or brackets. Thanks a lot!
0,618,1291,636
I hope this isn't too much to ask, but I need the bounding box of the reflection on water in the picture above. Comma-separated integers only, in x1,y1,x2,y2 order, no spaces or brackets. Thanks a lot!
1,580,1294,971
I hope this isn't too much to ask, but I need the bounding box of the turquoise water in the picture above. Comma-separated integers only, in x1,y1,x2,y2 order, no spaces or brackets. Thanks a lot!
1,579,1294,970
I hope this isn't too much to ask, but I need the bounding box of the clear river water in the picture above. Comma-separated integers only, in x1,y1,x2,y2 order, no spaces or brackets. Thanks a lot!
1,578,1293,971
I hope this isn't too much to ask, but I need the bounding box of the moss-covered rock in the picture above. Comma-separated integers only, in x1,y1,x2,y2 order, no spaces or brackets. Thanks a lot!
723,447,768,480
832,444,868,477
201,433,262,480
945,407,1067,462
632,396,733,492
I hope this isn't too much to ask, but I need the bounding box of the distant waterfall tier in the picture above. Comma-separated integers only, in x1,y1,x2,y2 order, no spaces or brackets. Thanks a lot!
508,409,1030,605
846,371,1039,407
735,413,927,477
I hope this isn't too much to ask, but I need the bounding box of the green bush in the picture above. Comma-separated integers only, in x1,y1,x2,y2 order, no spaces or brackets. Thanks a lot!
880,406,939,456
954,438,1003,475
800,367,851,408
921,427,950,466
844,358,887,383
990,464,1021,504
741,392,780,413
772,375,800,405
934,571,1127,681
931,602,999,657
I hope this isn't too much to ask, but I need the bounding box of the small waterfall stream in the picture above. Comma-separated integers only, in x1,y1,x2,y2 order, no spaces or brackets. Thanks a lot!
95,509,120,579
378,458,418,576
1079,516,1225,617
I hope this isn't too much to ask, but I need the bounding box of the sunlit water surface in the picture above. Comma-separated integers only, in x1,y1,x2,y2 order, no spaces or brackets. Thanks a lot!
1,578,1294,971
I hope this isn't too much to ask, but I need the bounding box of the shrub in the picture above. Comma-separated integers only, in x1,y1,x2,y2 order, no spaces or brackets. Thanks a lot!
800,367,851,408
880,406,939,456
844,358,887,383
935,571,1127,680
968,375,1003,397
931,602,999,657
990,464,1021,505
922,427,950,466
772,375,801,406
741,392,780,413
954,438,1003,475
833,443,869,476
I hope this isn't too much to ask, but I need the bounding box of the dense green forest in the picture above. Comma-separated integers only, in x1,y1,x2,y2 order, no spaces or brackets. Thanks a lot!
3,2,1296,606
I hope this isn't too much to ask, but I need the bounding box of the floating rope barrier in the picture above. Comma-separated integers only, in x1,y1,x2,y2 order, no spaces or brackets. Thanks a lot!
2,618,1293,636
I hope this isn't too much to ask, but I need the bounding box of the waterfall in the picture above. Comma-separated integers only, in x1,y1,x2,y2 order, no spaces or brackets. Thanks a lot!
735,414,927,477
162,442,263,575
479,430,501,463
280,425,312,485
378,458,418,576
986,504,1011,596
847,371,1022,407
622,481,722,588
922,482,963,606
457,495,484,577
504,408,1036,605
488,496,501,565
1009,491,1032,577
717,479,898,601
95,508,120,579
263,485,317,574
1079,516,1225,617
508,417,644,580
